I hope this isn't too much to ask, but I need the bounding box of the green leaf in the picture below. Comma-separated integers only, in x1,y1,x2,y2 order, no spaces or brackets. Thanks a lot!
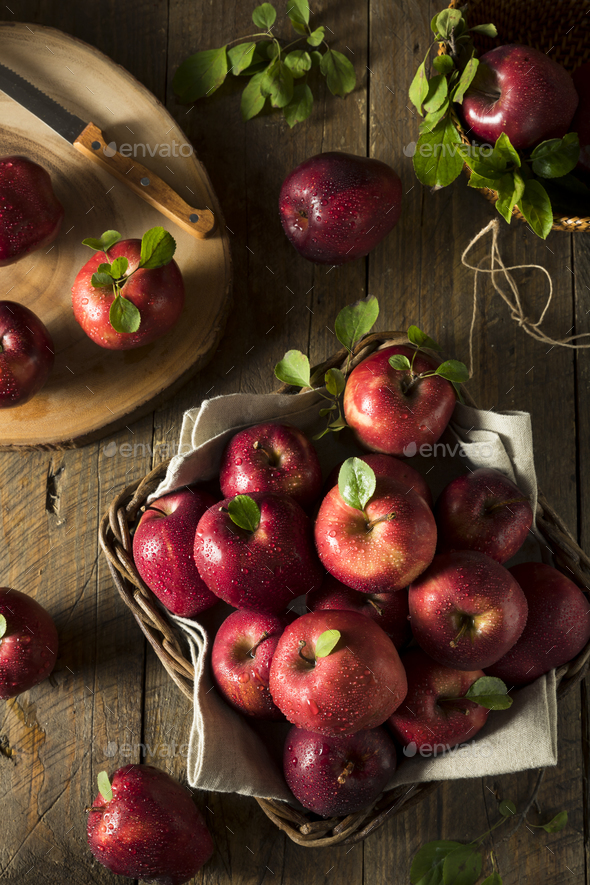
443,845,482,885
430,12,441,34
252,2,276,29
0,613,6,639
423,75,448,114
97,771,113,803
284,50,312,78
261,59,294,107
307,27,325,47
481,875,503,885
541,810,568,833
495,170,525,224
288,0,309,26
283,83,313,127
452,382,465,404
389,354,412,371
518,179,553,239
110,256,129,280
315,629,341,658
410,841,464,885
139,227,176,269
420,102,451,131
435,9,463,39
329,417,347,431
91,271,114,288
82,230,122,253
325,367,346,396
319,405,336,417
241,71,267,121
435,360,470,383
274,349,311,388
465,676,513,710
228,495,261,532
409,61,429,115
413,117,463,187
338,457,376,512
172,46,229,102
266,42,280,59
228,42,257,75
470,23,498,37
320,49,356,97
452,57,479,104
494,132,521,168
310,50,323,67
109,294,141,335
433,55,454,74
334,295,379,353
498,799,517,818
531,133,580,179
407,325,441,350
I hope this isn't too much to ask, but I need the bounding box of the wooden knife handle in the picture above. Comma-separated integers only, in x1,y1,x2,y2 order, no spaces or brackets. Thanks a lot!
73,122,216,239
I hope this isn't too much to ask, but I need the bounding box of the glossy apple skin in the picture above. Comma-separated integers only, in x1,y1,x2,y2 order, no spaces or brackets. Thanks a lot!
72,239,184,349
435,468,533,563
572,63,590,173
462,45,579,150
269,610,407,736
314,476,437,594
284,725,396,817
0,156,64,267
408,551,528,671
343,345,456,456
387,648,488,753
0,301,55,407
87,764,213,884
306,575,411,649
132,487,218,618
211,609,286,719
219,422,322,509
0,587,58,699
486,563,590,685
194,492,322,614
325,452,433,509
279,151,402,265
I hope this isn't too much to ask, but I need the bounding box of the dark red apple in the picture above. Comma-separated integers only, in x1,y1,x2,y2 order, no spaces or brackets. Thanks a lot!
0,301,55,407
408,551,528,671
435,468,533,563
0,587,58,699
487,562,590,685
219,422,322,509
132,486,218,618
572,63,590,173
343,345,456,456
284,724,396,816
269,610,407,736
279,151,402,265
0,156,64,267
387,648,489,754
87,765,213,884
325,452,433,508
211,609,286,719
462,45,579,150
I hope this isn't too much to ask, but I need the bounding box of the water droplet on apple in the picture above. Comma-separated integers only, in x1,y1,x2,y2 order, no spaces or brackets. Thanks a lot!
238,672,249,683
235,458,242,466
308,699,319,715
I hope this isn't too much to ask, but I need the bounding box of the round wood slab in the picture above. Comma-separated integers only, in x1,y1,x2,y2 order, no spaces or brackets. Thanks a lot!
0,22,232,448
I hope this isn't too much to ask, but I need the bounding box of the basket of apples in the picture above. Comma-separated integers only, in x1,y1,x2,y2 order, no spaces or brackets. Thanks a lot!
99,296,590,848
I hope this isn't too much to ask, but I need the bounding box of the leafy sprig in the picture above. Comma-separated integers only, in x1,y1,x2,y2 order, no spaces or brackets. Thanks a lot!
389,325,469,403
172,1,356,127
82,227,176,335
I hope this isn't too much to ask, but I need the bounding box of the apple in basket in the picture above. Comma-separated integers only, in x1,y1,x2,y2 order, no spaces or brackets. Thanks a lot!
572,62,590,174
72,227,184,350
0,156,64,266
0,301,55,407
324,452,433,508
0,587,59,699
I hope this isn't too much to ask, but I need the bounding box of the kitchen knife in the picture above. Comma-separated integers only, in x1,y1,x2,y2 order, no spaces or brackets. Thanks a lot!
0,62,215,239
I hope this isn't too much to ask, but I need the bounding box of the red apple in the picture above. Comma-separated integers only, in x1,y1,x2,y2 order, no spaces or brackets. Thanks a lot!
132,486,218,618
219,422,322,509
0,301,55,407
487,562,590,685
279,151,402,265
0,587,59,699
387,648,489,754
0,156,64,267
306,575,411,649
462,45,579,150
325,452,433,508
87,765,213,884
269,610,407,736
343,345,456,456
211,609,286,719
435,467,533,563
284,724,397,816
408,551,528,670
572,63,590,173
194,492,322,614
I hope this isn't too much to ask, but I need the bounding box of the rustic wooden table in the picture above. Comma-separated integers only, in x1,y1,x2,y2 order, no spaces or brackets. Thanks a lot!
0,1,588,883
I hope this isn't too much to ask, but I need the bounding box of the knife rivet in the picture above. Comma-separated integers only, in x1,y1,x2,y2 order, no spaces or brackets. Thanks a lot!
140,177,150,186
91,141,101,150
189,214,199,223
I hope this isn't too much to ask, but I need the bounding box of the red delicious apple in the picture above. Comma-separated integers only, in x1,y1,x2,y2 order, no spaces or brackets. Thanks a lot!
435,467,533,563
572,63,590,173
343,345,456,456
211,609,286,719
0,587,59,699
325,452,433,508
132,486,218,618
408,551,528,670
219,422,322,509
462,45,579,150
284,724,397,816
0,301,54,407
306,575,411,649
269,609,407,736
87,765,213,884
487,562,590,685
279,151,402,265
0,156,64,267
194,492,322,614
387,648,489,754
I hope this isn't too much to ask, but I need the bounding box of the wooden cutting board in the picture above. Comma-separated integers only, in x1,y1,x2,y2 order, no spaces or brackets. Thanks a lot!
0,22,232,448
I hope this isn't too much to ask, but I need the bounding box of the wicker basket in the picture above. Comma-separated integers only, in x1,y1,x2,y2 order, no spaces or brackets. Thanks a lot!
443,0,590,233
99,332,590,846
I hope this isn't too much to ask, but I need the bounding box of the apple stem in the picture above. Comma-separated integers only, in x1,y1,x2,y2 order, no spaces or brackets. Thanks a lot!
367,598,383,616
85,805,105,813
297,639,315,666
252,441,277,465
249,631,269,657
337,761,355,785
366,511,396,531
449,620,470,648
143,505,167,517
485,497,528,514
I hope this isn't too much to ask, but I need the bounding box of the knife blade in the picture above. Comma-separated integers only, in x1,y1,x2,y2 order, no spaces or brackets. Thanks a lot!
0,63,215,239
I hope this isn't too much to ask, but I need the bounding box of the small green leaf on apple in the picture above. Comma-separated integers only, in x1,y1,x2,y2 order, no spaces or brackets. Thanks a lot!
97,770,113,803
410,840,464,884
228,495,261,532
338,457,376,512
0,613,6,640
315,629,341,658
172,46,229,103
334,294,379,354
109,294,141,335
82,230,122,253
274,349,311,388
139,227,176,270
320,49,356,97
435,360,470,384
307,27,325,47
465,676,513,710
540,810,568,833
91,271,115,289
325,367,345,396
442,844,482,885
531,133,580,179
110,256,129,280
407,325,441,351
498,799,517,817
389,354,412,372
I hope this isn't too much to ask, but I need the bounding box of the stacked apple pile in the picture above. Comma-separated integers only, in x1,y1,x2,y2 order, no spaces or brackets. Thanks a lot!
131,336,590,819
